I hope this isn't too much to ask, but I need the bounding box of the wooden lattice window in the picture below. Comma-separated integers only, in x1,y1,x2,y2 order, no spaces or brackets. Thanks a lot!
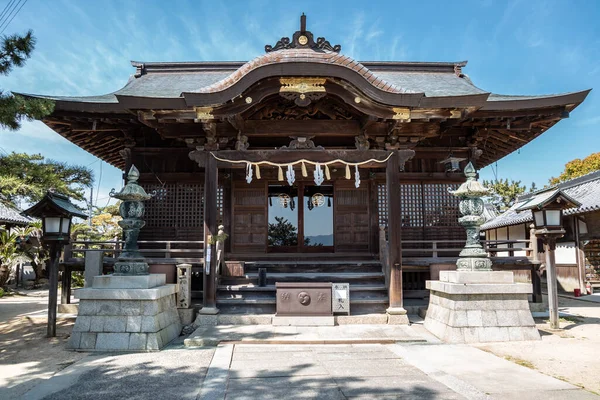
217,186,224,224
142,182,204,230
423,183,459,227
400,184,424,227
377,182,460,229
377,184,387,227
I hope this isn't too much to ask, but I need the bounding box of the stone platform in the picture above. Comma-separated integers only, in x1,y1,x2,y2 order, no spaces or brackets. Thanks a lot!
68,274,182,351
424,271,541,343
184,323,427,347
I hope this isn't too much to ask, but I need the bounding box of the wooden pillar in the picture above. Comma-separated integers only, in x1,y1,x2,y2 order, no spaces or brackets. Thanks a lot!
200,154,219,314
573,217,586,292
545,237,560,329
529,224,543,303
47,244,60,337
60,265,69,305
386,151,405,314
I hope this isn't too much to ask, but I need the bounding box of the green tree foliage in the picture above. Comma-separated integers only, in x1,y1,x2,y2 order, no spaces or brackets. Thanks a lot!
0,225,37,287
70,203,122,242
0,30,54,130
483,179,527,210
0,152,93,206
549,152,600,185
268,216,299,246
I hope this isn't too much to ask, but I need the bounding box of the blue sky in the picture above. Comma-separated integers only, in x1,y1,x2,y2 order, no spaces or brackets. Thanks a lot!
0,0,599,209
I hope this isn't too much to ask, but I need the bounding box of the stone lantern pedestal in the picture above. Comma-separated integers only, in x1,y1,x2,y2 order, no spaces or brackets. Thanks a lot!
423,162,540,343
68,274,181,351
424,271,540,343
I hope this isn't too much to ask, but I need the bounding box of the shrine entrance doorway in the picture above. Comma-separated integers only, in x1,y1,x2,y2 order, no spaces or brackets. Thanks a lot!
267,183,334,253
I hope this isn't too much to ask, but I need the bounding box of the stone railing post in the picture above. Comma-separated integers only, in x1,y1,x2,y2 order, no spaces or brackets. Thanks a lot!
379,225,390,289
529,224,539,263
177,263,192,309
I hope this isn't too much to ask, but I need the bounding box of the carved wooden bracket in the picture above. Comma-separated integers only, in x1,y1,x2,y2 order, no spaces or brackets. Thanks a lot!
280,136,323,150
397,149,416,172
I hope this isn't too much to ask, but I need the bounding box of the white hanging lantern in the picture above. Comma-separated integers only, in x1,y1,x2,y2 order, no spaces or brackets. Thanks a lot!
314,163,324,186
286,164,296,186
278,193,291,208
311,193,325,207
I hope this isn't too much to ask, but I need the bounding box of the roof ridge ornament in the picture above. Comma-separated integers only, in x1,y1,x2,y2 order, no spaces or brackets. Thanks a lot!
265,13,341,53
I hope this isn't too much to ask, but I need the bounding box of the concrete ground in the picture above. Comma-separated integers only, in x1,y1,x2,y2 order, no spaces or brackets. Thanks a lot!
478,294,600,395
19,342,598,400
2,292,600,399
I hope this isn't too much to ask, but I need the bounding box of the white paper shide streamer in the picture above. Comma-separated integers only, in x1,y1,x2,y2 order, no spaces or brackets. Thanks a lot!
313,163,324,186
286,164,296,186
245,162,253,184
354,165,361,188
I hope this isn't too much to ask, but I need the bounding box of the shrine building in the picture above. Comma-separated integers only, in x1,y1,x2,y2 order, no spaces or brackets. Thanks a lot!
22,15,590,317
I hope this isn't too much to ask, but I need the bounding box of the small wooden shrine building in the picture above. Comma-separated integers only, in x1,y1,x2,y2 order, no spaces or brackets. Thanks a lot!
23,15,590,315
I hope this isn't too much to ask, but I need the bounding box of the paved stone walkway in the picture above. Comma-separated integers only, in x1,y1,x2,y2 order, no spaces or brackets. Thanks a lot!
15,341,599,400
199,343,598,400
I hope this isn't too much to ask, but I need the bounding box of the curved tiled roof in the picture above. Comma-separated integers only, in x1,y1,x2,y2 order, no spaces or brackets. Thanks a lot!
481,170,600,230
191,49,414,95
0,203,33,226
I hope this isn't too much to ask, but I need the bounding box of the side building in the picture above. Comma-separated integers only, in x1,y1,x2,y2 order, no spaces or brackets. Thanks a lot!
481,171,600,293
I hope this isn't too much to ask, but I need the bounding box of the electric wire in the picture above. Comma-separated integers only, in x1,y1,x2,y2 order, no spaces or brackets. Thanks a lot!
0,0,25,33
95,161,102,207
0,0,27,35
0,0,17,28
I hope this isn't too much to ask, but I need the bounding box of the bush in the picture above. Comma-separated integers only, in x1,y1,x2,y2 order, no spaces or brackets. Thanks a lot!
71,271,85,288
0,287,4,298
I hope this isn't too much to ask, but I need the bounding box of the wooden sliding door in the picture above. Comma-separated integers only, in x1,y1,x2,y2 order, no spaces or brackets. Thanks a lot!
231,181,267,253
334,182,370,252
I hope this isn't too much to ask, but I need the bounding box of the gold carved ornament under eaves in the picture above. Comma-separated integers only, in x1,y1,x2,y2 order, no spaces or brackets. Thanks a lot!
279,78,327,106
279,78,327,94
195,107,214,120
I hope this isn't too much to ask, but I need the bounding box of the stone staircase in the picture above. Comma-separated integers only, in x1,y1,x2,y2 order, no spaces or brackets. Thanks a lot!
217,260,389,315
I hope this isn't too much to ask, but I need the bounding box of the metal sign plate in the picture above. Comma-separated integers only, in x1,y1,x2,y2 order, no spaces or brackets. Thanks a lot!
332,283,350,315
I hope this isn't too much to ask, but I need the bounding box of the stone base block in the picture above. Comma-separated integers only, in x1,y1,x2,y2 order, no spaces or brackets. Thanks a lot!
92,274,165,289
58,304,79,314
424,280,541,343
387,314,410,325
335,314,389,325
68,275,181,351
440,270,514,284
178,308,195,326
272,316,334,326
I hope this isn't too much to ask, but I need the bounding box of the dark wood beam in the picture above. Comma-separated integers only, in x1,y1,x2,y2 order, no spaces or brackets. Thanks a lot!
202,154,219,313
243,120,362,137
386,152,404,312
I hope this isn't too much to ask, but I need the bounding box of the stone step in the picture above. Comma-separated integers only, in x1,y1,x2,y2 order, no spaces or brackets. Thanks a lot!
217,291,388,301
220,272,385,286
217,284,387,292
243,261,383,273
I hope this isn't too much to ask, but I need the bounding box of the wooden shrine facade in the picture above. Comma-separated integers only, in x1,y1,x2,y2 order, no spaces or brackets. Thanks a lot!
25,15,589,310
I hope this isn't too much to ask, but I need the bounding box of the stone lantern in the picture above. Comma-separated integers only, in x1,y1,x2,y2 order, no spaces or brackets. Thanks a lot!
109,165,154,275
423,162,540,343
68,165,181,351
449,162,492,272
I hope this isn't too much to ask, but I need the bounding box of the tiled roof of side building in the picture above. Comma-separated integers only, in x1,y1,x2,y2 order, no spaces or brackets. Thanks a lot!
0,203,34,226
481,170,600,230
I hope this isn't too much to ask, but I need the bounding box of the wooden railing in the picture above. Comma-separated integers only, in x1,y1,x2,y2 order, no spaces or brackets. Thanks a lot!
401,239,534,259
65,240,204,263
